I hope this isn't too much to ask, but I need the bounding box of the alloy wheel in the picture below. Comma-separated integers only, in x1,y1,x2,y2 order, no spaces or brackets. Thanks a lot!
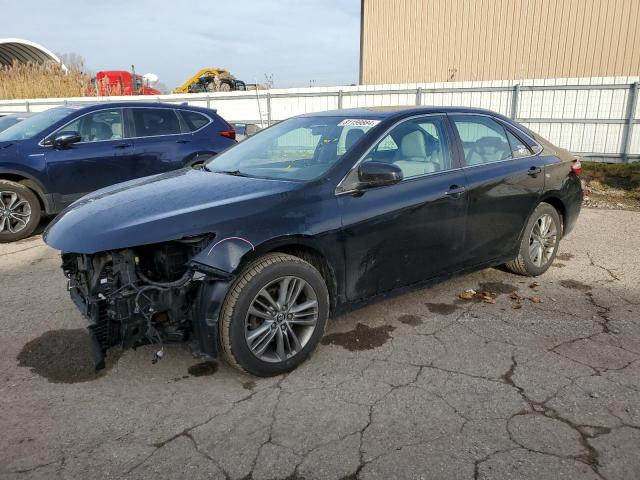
0,191,32,234
528,213,557,268
244,275,319,363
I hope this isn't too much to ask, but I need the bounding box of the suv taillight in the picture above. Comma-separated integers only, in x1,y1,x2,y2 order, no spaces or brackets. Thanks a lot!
571,159,582,175
219,129,236,140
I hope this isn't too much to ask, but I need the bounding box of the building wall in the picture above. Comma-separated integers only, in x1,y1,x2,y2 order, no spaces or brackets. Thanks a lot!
360,0,640,84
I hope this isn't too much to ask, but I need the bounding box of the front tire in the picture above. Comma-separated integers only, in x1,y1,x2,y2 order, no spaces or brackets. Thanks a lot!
505,202,561,276
0,180,41,243
220,253,329,376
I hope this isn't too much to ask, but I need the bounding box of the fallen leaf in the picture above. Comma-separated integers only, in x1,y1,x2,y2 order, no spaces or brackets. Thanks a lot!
529,282,539,288
483,298,496,304
509,291,521,300
529,296,543,303
512,303,523,309
459,291,475,300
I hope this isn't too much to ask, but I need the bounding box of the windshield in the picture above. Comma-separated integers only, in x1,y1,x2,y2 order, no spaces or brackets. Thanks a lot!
206,116,381,181
0,116,24,133
0,107,75,142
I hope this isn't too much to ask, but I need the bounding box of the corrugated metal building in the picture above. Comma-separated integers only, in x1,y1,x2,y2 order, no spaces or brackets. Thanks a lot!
359,0,640,84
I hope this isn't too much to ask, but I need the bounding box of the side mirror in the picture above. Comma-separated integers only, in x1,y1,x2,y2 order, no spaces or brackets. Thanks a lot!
357,161,403,190
51,131,81,148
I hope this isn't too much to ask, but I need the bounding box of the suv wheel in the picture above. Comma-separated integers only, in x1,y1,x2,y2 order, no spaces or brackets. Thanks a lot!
220,253,329,376
505,202,561,276
0,180,41,243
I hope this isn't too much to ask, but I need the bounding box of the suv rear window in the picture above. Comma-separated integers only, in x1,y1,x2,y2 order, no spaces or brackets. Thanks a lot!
131,108,181,137
181,110,211,132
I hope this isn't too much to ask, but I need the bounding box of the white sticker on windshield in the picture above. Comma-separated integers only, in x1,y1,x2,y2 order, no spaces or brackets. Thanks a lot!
338,119,380,127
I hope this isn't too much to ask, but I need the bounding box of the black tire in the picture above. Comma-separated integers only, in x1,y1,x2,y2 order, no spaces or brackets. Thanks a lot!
0,180,41,243
505,202,562,276
220,253,329,376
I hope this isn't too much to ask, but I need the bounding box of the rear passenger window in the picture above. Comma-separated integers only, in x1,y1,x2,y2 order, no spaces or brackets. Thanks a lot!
181,110,211,132
506,130,533,158
132,108,181,137
451,116,512,166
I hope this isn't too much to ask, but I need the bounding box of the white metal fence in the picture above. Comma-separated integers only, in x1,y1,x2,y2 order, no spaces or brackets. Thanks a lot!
1,77,639,162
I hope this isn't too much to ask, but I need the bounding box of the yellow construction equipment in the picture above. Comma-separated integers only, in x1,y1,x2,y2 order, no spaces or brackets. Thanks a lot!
174,68,247,94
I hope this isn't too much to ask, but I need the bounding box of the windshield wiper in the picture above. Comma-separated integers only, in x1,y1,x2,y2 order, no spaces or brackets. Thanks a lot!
212,169,252,177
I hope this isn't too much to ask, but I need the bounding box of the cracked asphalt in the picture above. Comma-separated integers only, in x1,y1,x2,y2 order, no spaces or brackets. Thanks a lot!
1,208,639,480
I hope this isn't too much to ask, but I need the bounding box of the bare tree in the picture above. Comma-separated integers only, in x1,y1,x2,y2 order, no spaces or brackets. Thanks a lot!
57,52,87,72
263,73,274,89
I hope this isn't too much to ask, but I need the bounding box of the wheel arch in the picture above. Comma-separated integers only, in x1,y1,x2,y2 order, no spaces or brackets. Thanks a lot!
0,171,49,212
538,194,566,235
263,243,339,313
221,236,340,314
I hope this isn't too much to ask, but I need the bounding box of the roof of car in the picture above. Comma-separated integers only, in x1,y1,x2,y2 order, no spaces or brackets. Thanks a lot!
299,106,507,119
62,102,217,113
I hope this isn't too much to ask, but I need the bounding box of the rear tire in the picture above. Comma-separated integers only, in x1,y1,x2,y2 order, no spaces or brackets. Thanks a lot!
505,202,561,276
0,180,41,243
220,253,329,376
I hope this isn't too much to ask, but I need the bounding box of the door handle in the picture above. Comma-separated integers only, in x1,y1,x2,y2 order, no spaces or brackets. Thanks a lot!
445,185,466,198
527,166,542,176
113,143,132,149
176,139,191,144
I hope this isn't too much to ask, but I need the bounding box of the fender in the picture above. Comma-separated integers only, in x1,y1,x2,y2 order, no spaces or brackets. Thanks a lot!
191,233,343,282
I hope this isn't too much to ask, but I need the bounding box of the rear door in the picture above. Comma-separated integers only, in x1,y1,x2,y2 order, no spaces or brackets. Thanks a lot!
339,114,468,300
127,107,193,173
44,108,137,207
449,114,545,266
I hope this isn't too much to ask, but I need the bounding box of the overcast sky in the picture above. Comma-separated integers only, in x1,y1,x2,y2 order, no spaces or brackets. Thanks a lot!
1,0,361,89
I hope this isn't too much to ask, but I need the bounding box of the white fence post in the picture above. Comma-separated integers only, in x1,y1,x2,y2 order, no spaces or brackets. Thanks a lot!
621,82,639,164
510,84,520,120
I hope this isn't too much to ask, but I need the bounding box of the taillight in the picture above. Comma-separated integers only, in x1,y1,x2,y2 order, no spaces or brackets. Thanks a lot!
219,129,236,140
571,159,582,175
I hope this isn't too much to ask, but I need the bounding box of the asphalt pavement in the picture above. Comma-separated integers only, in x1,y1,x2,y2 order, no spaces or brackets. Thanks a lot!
1,208,638,480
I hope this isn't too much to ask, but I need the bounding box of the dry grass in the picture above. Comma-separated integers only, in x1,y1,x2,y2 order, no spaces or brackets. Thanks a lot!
582,161,640,201
0,61,123,100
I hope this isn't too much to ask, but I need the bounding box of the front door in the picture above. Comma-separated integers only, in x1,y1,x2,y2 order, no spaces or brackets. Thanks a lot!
338,114,468,301
45,108,137,208
448,114,545,266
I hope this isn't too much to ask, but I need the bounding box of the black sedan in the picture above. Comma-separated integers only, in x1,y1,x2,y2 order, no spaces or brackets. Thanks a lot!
44,107,583,376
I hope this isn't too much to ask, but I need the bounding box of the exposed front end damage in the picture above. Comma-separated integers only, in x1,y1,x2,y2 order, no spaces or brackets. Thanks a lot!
62,235,228,369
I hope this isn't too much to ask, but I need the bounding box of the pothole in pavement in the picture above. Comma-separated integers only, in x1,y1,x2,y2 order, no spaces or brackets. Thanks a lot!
321,322,395,351
187,361,219,377
16,329,121,383
398,314,423,326
559,279,592,291
425,302,459,315
477,281,519,294
242,380,256,390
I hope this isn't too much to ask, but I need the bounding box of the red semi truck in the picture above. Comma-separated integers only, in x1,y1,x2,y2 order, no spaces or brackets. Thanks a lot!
93,70,161,96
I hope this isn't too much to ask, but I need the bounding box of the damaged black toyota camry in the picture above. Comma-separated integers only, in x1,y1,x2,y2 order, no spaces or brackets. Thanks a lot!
44,107,582,376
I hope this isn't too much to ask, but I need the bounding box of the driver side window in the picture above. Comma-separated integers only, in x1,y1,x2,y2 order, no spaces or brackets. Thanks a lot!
363,115,451,179
62,109,124,143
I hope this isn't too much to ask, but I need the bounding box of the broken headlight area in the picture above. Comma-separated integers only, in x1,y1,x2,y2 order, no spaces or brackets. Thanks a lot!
62,235,215,370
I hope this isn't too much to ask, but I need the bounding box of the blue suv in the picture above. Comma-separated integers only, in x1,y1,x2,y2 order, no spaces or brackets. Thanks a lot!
0,102,236,242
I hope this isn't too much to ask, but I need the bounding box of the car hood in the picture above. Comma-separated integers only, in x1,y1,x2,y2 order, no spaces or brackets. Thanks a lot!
44,168,298,254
